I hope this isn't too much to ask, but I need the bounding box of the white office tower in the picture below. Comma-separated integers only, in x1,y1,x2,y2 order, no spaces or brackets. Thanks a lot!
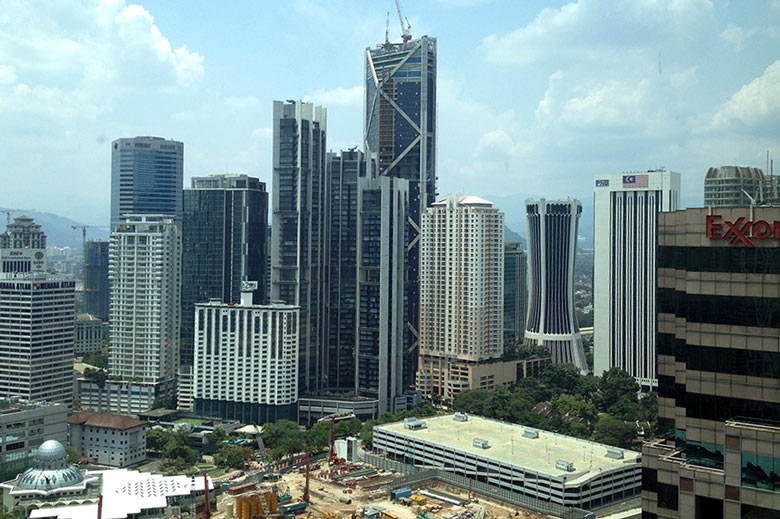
193,282,299,423
524,199,588,371
593,171,680,390
107,215,180,412
417,195,504,397
0,217,74,409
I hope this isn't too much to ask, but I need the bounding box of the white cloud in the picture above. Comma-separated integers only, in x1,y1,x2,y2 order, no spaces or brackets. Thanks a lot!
0,65,16,84
304,86,364,107
251,127,272,140
711,60,780,135
720,24,749,51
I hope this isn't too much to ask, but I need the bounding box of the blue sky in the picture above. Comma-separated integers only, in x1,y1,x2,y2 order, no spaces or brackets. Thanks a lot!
2,0,779,229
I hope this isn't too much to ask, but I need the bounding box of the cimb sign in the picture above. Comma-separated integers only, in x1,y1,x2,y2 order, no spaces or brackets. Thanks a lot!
706,215,780,247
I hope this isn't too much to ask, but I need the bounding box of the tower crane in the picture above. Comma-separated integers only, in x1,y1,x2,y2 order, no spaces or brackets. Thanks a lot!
395,0,412,43
3,208,36,225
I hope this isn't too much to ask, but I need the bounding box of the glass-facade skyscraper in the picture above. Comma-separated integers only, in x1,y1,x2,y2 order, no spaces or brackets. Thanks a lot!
504,242,527,345
110,136,183,227
365,35,437,388
180,174,269,367
271,100,327,394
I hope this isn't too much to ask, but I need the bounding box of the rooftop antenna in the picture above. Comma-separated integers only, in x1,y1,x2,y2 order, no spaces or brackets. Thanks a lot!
385,11,390,45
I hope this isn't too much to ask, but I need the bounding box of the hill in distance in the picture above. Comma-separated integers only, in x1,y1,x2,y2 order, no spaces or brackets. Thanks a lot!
0,208,109,249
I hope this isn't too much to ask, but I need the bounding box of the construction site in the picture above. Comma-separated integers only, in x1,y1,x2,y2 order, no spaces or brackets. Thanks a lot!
204,417,605,519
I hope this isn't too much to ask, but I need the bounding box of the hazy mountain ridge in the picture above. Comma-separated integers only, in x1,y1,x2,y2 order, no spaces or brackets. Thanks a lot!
0,208,109,249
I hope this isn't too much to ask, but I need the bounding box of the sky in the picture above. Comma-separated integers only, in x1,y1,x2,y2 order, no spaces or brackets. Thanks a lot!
1,0,779,228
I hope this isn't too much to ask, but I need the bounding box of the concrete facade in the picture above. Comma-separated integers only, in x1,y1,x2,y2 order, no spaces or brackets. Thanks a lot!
67,411,147,468
0,400,68,482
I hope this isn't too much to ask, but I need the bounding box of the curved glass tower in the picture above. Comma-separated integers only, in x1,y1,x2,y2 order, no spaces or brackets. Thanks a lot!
524,198,588,371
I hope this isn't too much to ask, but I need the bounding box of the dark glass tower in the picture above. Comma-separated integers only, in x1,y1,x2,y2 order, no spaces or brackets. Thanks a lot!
271,100,327,393
110,136,183,228
503,242,527,345
180,174,268,367
326,149,366,391
365,35,437,388
84,240,109,321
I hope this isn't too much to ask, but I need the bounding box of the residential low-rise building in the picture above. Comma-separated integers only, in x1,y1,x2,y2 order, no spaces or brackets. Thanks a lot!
67,411,147,468
0,399,68,483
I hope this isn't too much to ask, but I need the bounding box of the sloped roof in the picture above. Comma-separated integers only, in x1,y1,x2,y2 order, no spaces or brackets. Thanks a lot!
67,411,147,431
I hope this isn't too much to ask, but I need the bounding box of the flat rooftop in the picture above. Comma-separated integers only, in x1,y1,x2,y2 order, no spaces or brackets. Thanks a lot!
376,414,640,482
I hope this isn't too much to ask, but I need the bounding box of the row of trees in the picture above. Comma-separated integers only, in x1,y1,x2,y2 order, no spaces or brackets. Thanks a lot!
452,365,659,449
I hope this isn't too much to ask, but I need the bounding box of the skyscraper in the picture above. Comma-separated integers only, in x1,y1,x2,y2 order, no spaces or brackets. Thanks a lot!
365,35,437,387
270,100,327,393
0,217,74,409
417,195,504,397
180,174,268,367
504,242,527,345
703,165,765,207
84,240,109,321
110,137,183,227
107,215,180,412
524,199,587,371
356,175,409,411
193,285,298,423
642,207,780,519
326,150,366,392
593,171,680,390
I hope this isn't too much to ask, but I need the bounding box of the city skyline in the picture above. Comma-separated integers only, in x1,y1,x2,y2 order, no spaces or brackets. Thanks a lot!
2,1,779,227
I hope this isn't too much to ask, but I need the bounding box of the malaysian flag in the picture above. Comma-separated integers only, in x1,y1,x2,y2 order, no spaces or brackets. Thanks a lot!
623,174,648,188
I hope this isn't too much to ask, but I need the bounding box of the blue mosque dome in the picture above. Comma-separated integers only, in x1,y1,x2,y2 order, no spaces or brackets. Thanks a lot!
16,440,84,491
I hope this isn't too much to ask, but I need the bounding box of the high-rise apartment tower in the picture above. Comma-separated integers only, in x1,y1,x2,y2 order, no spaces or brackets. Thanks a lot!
524,199,587,371
110,137,183,227
504,242,527,345
270,100,327,393
593,170,680,390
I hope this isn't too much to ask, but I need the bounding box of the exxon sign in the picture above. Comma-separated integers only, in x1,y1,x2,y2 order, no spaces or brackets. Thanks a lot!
706,215,780,248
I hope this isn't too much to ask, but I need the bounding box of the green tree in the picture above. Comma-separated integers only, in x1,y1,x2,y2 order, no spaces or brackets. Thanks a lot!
551,394,597,423
66,445,82,464
152,397,174,409
83,351,108,369
163,438,200,465
540,363,582,395
215,445,247,469
607,395,641,421
0,505,24,519
592,416,637,449
83,367,107,387
452,389,491,414
361,420,379,448
639,392,658,424
600,367,639,411
147,428,174,451
335,417,363,437
304,421,330,453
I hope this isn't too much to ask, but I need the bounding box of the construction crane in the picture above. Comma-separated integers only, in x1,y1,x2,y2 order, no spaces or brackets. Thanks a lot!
3,208,36,225
395,0,412,43
328,416,338,465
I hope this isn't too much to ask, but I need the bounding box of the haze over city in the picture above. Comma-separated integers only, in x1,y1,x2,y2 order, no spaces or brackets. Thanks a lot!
2,0,779,226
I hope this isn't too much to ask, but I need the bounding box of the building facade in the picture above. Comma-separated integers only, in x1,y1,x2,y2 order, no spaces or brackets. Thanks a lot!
193,288,299,424
180,174,269,367
416,195,504,398
0,400,68,483
107,215,180,412
641,207,780,519
84,240,109,321
524,199,588,371
74,314,104,357
593,171,680,390
356,175,409,412
270,100,327,394
67,411,147,468
365,35,437,388
703,166,765,207
110,136,183,227
326,150,366,392
0,217,74,409
504,242,527,345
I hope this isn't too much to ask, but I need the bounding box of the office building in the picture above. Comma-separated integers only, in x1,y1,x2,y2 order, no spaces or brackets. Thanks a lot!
180,174,269,367
365,35,437,387
593,170,680,390
373,414,641,509
504,242,527,345
416,195,504,398
642,207,780,519
84,240,109,321
0,399,68,482
105,215,181,413
0,439,213,518
67,411,147,468
0,217,75,409
110,136,183,227
193,284,298,424
74,314,104,357
524,199,588,371
703,166,765,207
270,100,327,393
325,150,366,391
356,175,409,412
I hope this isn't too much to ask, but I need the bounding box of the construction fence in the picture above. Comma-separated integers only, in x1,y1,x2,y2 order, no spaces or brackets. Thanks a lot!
362,453,595,519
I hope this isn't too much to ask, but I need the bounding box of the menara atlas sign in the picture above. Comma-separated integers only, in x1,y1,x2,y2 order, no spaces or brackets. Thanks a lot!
706,214,780,248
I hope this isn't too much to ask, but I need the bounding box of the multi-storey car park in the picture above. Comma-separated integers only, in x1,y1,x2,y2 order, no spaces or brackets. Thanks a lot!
373,414,641,509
